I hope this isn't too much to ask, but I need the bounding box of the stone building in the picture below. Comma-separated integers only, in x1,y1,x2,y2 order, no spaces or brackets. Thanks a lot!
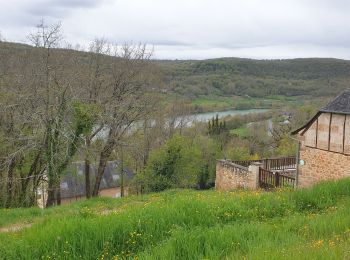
292,90,350,187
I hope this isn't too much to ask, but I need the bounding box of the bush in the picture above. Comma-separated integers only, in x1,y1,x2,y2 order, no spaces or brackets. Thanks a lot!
137,134,221,192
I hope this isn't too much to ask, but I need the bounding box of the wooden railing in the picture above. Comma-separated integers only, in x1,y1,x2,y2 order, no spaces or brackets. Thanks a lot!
259,168,295,189
231,159,263,168
232,156,296,171
226,156,297,189
263,157,296,171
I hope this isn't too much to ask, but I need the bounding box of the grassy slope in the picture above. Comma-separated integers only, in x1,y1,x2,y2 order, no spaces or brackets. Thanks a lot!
1,180,350,259
230,126,250,138
191,95,293,112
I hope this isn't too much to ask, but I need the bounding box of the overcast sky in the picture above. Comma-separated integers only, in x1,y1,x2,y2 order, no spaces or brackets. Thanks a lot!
1,0,350,60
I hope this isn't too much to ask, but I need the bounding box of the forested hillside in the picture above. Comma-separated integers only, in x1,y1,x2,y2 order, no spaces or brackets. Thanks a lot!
2,41,350,99
161,58,350,98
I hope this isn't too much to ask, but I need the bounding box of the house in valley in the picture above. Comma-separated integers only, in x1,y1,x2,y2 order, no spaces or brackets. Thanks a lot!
59,161,134,204
292,90,350,187
37,161,134,207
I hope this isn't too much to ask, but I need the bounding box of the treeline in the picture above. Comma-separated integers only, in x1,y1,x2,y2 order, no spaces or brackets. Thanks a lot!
162,58,350,98
3,41,350,100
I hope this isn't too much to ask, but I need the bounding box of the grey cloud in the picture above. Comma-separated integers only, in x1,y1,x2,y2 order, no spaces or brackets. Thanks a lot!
25,0,107,18
145,40,193,47
2,0,350,59
51,0,103,8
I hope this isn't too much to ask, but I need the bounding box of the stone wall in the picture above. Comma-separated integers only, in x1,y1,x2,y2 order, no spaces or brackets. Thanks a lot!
215,160,259,191
299,146,350,188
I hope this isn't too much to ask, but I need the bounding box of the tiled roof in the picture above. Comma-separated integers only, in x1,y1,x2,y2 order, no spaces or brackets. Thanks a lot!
320,89,350,114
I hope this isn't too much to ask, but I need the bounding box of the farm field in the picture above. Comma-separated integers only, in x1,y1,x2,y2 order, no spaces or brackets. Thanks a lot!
190,95,301,112
1,179,350,259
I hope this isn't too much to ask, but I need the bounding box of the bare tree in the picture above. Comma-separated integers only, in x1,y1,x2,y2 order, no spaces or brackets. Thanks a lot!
81,38,109,198
26,20,92,207
166,98,194,137
91,44,157,197
0,24,160,205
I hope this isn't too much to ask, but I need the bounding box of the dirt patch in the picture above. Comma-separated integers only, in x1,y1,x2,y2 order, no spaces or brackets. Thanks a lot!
0,223,32,233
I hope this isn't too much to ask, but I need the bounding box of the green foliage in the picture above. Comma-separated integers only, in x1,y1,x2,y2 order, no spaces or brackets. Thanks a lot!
229,126,249,138
225,111,273,130
208,114,227,136
225,145,259,161
193,135,222,188
190,95,276,112
275,136,298,156
138,134,221,192
162,57,350,98
1,179,350,259
141,135,201,191
72,101,99,136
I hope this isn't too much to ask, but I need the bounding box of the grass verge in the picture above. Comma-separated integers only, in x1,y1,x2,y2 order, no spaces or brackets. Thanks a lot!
1,179,350,259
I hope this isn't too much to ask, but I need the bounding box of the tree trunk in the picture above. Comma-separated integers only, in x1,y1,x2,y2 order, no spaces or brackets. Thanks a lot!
92,151,109,197
45,123,56,207
5,156,16,208
19,151,42,206
46,176,56,207
120,146,124,197
85,158,91,198
85,137,91,198
92,134,116,197
56,181,61,205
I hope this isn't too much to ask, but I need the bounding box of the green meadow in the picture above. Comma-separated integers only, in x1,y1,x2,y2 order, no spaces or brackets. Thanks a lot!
1,179,350,259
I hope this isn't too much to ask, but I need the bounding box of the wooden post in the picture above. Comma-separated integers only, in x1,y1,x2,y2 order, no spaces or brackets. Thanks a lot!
120,145,124,198
295,140,301,189
275,172,280,187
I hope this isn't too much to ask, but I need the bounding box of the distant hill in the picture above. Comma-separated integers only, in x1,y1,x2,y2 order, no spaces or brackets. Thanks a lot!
161,58,350,98
2,41,350,99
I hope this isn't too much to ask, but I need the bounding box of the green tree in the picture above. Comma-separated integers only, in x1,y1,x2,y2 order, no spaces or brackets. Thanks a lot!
140,135,201,192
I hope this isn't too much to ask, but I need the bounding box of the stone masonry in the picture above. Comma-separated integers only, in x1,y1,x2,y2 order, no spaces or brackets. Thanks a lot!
298,146,350,188
215,160,260,191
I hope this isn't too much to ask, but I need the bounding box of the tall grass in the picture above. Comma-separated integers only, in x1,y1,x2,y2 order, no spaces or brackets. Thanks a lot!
1,179,350,259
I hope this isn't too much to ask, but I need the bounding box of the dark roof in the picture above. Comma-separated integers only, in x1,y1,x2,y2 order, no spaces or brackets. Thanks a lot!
319,89,350,114
60,161,134,199
292,90,350,135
